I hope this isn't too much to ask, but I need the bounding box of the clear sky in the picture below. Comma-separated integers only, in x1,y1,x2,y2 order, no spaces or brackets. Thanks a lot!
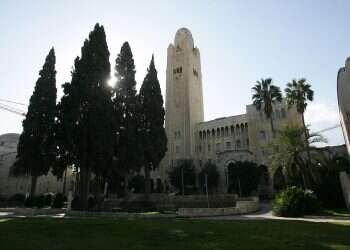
1,0,349,146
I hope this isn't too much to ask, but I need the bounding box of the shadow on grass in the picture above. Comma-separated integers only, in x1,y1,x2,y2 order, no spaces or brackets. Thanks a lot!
0,218,349,250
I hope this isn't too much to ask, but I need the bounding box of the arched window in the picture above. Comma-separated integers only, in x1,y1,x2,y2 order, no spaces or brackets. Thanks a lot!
221,127,224,137
217,128,220,137
207,130,210,138
199,131,202,140
236,124,240,136
211,129,215,138
235,140,241,149
240,124,244,133
225,126,229,136
203,131,206,140
230,125,234,136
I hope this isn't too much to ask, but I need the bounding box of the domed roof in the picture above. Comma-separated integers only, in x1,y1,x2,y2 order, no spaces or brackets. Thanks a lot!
174,27,194,48
345,57,350,69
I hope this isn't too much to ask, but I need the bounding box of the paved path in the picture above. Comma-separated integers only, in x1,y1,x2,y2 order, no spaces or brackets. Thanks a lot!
199,202,350,224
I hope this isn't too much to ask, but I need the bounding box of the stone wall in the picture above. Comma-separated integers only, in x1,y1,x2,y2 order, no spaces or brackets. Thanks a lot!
178,197,259,217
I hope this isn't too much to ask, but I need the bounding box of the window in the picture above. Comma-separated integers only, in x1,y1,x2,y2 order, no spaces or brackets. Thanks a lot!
230,126,234,136
216,143,221,152
0,141,3,146
193,68,198,77
260,130,266,140
235,140,241,149
173,66,182,74
225,127,229,136
199,160,202,167
226,141,231,150
208,144,211,152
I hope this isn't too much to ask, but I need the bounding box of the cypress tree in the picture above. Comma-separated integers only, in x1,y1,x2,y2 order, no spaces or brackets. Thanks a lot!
139,55,167,198
11,48,57,196
113,42,142,196
57,24,113,209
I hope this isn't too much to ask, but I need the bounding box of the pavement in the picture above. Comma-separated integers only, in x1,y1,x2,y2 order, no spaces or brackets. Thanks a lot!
1,202,350,224
199,202,350,224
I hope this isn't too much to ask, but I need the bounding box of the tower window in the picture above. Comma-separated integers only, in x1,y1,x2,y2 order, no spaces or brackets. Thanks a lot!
174,66,182,74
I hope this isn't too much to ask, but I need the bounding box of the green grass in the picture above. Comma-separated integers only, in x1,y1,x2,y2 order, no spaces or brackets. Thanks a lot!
0,218,349,250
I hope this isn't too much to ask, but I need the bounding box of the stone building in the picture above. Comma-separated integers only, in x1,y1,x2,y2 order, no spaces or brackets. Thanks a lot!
337,57,350,155
0,133,75,198
159,28,304,194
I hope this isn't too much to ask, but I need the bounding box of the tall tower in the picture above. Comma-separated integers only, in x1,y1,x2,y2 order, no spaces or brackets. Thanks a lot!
163,28,204,170
338,57,350,155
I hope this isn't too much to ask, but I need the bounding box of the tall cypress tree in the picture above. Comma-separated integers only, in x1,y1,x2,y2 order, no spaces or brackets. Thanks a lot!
57,24,113,209
113,42,141,196
11,48,57,196
139,55,167,198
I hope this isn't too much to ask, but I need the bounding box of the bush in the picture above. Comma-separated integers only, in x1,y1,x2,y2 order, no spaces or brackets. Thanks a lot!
71,196,80,210
9,193,26,203
52,193,64,208
273,186,321,217
44,193,54,207
198,162,219,193
228,161,260,196
168,159,197,194
120,200,156,213
35,195,45,208
88,196,96,210
24,196,36,208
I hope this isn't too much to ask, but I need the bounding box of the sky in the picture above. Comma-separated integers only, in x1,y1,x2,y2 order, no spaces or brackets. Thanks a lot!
0,0,349,146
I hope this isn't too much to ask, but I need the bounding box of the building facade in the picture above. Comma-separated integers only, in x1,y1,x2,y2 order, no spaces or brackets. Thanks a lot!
159,28,303,193
0,133,75,198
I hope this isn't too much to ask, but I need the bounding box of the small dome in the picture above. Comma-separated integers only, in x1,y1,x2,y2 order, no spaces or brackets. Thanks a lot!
345,57,350,69
174,27,194,48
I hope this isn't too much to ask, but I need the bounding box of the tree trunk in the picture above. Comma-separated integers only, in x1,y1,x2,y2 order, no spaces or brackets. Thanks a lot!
144,165,151,200
302,114,314,187
79,166,90,210
123,173,129,199
62,168,67,195
270,116,275,137
30,175,37,197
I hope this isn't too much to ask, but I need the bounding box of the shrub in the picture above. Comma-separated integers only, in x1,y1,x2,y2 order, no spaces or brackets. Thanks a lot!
88,196,96,210
71,196,80,210
168,159,197,194
120,200,156,213
129,175,145,193
273,186,321,217
35,195,45,208
198,161,219,193
9,193,26,203
44,193,53,207
24,196,36,208
228,161,260,196
52,193,64,208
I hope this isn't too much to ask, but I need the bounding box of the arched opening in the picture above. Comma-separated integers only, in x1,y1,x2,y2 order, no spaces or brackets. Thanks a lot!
273,166,286,192
225,126,229,136
258,165,269,198
211,129,215,138
230,125,234,136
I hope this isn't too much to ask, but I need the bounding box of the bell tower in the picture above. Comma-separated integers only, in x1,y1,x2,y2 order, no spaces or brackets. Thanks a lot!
163,27,204,169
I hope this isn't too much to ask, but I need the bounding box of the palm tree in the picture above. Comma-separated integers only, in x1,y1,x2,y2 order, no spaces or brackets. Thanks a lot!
269,124,326,189
285,78,314,180
252,78,282,136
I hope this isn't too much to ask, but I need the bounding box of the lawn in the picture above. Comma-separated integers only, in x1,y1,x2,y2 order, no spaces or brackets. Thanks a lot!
0,218,349,250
